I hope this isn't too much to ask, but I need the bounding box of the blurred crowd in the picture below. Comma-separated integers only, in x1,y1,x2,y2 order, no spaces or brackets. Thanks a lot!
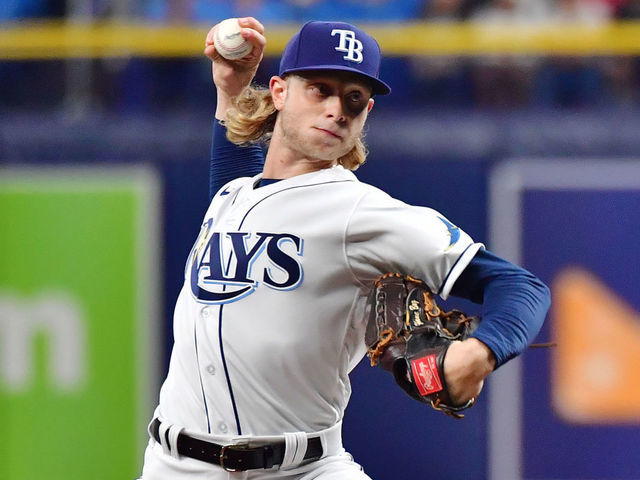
1,0,640,111
3,0,640,22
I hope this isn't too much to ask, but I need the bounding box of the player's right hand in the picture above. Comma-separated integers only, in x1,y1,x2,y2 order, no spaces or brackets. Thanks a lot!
443,338,496,405
204,17,266,100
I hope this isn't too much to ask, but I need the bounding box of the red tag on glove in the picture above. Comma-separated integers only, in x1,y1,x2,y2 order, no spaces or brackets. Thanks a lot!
411,354,443,396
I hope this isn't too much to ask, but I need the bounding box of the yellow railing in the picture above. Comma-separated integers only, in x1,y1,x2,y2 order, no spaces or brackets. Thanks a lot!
2,21,640,60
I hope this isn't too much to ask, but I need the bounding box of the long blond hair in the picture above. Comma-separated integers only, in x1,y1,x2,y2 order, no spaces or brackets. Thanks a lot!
225,85,368,171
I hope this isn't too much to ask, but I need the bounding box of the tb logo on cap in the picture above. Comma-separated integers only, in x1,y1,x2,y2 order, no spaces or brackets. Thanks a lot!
331,29,363,64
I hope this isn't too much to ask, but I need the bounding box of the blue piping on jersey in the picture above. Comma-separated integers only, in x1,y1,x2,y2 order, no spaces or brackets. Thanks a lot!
218,305,243,435
216,243,244,435
437,243,477,296
193,319,212,433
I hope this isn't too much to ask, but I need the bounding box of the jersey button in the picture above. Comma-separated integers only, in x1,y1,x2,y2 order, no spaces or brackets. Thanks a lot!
200,306,211,318
206,364,216,375
218,422,228,433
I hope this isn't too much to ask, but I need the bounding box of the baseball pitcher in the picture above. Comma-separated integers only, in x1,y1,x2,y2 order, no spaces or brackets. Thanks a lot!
138,18,551,479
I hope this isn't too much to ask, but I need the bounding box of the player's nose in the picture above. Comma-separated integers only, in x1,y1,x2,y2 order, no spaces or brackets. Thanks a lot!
325,95,346,123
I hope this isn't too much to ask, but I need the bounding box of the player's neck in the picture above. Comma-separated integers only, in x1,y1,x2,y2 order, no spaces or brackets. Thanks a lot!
263,137,336,179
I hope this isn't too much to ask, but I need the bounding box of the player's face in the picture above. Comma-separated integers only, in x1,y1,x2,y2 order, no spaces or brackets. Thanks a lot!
271,71,374,162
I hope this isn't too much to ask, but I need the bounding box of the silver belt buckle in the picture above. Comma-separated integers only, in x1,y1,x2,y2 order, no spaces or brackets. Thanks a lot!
219,442,249,472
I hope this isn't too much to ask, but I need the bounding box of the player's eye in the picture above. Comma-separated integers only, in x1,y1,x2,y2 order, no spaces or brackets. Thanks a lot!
344,91,368,115
348,91,365,104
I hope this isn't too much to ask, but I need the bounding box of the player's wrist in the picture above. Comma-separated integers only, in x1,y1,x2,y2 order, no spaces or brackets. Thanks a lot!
463,337,496,375
215,90,239,120
215,100,231,121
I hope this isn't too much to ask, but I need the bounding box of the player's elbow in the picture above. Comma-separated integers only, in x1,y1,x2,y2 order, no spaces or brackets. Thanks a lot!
528,273,551,320
538,279,551,313
520,273,551,344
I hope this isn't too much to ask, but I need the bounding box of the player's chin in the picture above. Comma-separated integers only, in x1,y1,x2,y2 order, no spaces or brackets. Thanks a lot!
322,135,356,154
320,146,352,163
305,140,350,161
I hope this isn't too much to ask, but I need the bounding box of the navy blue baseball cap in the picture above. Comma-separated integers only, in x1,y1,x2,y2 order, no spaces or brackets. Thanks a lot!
279,21,391,96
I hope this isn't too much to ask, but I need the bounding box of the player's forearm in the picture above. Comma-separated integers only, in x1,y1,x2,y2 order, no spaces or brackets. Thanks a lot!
471,274,550,368
214,85,247,120
209,121,264,199
451,249,551,368
215,92,234,121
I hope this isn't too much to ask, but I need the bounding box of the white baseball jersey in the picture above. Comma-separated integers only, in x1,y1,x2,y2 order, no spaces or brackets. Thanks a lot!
155,165,482,438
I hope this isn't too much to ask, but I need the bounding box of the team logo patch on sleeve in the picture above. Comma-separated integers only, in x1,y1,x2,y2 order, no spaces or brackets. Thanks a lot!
411,354,443,397
438,216,460,250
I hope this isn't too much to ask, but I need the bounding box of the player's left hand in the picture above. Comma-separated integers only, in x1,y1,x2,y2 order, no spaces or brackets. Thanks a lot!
204,17,266,99
443,338,496,405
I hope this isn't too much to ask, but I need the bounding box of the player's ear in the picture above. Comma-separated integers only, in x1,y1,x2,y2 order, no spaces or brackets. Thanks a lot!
270,76,287,111
367,98,374,113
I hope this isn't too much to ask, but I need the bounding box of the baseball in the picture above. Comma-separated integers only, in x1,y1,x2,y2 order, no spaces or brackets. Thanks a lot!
214,18,252,60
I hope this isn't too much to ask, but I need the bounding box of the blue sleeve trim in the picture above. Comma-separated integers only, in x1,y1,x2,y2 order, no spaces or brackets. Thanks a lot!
437,243,476,296
210,120,265,199
451,249,551,368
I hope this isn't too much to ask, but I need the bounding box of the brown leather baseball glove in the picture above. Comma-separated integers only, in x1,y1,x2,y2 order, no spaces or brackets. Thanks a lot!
365,273,480,418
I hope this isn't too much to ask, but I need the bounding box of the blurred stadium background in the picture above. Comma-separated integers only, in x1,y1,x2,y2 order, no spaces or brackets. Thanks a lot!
2,1,640,479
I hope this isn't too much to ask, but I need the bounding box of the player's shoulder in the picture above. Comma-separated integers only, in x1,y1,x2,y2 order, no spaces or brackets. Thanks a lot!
294,170,447,227
351,179,404,209
350,180,447,223
313,168,417,215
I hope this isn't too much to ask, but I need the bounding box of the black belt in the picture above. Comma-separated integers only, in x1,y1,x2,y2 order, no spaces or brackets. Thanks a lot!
150,418,323,472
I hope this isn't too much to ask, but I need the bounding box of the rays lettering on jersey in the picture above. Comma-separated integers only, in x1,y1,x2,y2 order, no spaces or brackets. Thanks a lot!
188,220,304,304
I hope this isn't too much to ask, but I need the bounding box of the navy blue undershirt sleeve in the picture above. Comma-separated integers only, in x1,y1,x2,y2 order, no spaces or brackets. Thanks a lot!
210,120,265,199
450,248,551,368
